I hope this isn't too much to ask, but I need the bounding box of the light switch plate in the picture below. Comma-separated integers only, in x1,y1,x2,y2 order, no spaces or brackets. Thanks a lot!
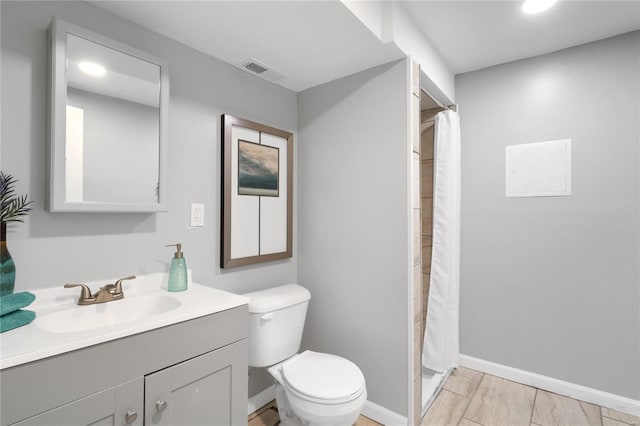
190,203,204,227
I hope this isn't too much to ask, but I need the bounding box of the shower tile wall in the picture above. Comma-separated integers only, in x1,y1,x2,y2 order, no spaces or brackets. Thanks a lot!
420,117,435,345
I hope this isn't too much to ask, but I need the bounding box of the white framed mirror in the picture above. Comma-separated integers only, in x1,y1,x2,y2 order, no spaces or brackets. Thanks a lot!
47,18,169,212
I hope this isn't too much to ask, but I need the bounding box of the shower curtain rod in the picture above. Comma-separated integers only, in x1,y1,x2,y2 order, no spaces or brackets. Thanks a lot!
422,87,451,111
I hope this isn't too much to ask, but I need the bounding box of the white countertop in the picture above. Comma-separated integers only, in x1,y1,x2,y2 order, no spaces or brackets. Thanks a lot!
0,273,249,369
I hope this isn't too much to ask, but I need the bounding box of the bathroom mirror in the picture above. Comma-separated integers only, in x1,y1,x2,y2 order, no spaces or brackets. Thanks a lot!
48,18,169,212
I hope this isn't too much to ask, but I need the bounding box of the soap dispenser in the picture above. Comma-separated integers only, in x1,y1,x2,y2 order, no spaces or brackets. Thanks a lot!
166,243,188,292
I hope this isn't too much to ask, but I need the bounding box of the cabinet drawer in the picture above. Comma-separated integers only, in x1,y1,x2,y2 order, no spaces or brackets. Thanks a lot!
12,378,143,426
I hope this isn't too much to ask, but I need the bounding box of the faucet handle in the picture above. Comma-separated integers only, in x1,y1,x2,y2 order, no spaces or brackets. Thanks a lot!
114,275,136,293
64,283,95,305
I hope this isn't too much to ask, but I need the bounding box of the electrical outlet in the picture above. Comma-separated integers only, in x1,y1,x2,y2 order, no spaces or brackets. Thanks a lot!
190,203,204,227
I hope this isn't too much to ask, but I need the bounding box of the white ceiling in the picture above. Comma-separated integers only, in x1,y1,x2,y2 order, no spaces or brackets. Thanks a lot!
401,0,640,74
90,1,404,92
67,32,160,106
90,1,640,92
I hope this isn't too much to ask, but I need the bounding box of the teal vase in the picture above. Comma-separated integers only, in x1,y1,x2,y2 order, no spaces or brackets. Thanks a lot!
0,222,16,296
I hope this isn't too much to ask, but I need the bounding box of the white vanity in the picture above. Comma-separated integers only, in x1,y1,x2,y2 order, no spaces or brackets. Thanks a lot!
0,274,249,426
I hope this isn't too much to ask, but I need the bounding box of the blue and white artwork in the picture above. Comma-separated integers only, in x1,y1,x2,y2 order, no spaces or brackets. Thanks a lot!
238,140,279,197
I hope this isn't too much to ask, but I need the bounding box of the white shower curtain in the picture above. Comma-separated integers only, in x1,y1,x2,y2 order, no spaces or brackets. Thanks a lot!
422,109,461,373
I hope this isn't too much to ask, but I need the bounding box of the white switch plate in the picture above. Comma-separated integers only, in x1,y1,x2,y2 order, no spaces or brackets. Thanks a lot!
190,203,205,227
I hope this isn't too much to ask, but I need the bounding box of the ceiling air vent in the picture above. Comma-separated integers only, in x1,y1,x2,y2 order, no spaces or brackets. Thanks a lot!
236,58,286,83
244,62,268,75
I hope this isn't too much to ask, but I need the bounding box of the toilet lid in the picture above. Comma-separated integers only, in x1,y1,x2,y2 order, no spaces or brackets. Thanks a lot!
281,351,365,403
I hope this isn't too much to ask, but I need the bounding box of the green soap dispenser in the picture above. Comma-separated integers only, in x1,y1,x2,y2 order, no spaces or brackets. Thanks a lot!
166,243,188,292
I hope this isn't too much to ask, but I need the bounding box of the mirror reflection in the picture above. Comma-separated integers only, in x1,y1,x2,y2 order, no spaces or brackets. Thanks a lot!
64,33,161,205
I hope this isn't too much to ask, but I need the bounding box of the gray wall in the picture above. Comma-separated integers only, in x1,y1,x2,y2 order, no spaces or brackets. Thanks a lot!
1,1,297,397
298,60,410,416
67,88,159,204
457,31,640,400
1,0,296,292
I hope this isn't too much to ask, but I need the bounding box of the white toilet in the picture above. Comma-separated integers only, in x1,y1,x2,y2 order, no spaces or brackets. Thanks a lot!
243,284,367,426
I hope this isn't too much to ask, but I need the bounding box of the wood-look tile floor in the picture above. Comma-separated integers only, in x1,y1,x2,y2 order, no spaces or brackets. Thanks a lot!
247,369,639,426
248,400,382,426
421,367,640,426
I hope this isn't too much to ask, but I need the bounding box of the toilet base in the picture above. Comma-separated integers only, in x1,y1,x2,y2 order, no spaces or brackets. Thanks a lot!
272,382,367,426
274,382,307,426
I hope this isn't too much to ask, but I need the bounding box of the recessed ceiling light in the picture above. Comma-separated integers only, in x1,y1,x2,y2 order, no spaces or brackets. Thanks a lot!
522,0,557,14
78,61,106,77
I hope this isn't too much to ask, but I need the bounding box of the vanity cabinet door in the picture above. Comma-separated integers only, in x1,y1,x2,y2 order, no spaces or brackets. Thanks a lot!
143,339,247,426
11,378,143,426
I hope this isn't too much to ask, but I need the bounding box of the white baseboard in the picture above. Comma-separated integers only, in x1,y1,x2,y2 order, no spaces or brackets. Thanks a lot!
460,354,640,418
248,385,275,415
362,400,407,426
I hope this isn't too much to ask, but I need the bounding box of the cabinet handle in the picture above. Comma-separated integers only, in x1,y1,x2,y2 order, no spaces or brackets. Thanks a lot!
125,410,138,424
155,400,168,412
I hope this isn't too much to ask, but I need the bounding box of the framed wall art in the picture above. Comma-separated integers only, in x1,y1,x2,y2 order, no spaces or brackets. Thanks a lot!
221,114,293,268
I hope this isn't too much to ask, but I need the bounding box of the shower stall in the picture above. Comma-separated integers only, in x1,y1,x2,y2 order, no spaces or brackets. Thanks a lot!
414,89,461,418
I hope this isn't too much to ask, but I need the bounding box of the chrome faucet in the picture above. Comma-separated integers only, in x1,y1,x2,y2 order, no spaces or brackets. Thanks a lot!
64,275,136,305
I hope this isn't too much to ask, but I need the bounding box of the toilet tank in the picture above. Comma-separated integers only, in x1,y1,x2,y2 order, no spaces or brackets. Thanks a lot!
243,284,311,367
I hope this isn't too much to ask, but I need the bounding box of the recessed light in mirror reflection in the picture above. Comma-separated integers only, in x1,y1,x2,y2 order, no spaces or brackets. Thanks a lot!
522,0,557,14
78,61,106,77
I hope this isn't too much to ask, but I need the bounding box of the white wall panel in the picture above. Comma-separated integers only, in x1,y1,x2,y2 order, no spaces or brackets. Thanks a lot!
65,105,84,202
259,133,288,255
231,126,260,259
505,139,571,197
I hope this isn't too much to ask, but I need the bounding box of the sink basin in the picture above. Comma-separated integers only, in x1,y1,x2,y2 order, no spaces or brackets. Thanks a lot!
36,295,182,333
1,272,250,370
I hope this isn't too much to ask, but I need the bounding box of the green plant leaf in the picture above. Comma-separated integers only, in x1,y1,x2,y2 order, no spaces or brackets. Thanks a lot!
0,171,33,222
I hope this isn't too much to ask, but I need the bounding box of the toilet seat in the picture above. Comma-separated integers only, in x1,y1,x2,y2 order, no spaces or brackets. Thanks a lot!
281,351,366,405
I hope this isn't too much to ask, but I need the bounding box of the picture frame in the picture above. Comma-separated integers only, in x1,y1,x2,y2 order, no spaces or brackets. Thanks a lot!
221,114,293,268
